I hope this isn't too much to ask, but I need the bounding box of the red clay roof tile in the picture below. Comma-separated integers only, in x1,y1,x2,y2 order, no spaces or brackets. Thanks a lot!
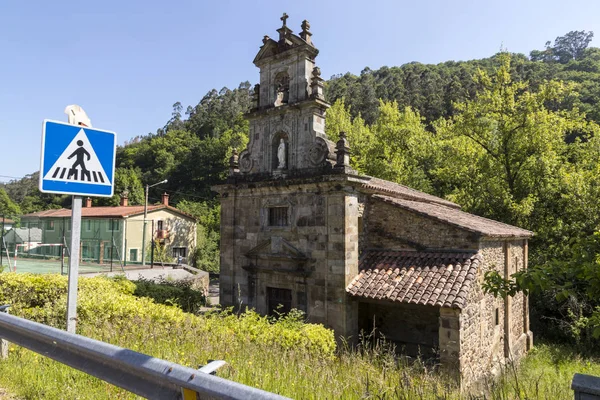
346,250,482,309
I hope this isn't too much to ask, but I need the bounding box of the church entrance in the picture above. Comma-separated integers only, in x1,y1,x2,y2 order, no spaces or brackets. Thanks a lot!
267,287,292,316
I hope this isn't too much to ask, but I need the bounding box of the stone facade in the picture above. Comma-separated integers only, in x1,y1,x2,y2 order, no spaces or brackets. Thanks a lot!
214,15,533,389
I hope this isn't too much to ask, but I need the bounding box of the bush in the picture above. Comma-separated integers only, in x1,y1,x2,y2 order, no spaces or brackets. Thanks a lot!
131,276,207,314
0,273,335,358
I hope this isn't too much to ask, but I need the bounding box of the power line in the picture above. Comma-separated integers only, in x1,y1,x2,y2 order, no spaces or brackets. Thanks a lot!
0,174,26,180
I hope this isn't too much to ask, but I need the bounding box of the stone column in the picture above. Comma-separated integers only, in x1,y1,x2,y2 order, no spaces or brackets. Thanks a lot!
503,241,512,358
325,192,359,343
439,308,461,381
523,240,533,350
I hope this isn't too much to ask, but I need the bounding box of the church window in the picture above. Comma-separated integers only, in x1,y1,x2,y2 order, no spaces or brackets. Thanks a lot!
269,207,289,226
494,307,500,326
274,72,290,106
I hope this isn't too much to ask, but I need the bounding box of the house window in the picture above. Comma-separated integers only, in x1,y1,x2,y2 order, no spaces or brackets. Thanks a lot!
495,307,500,326
85,220,92,232
267,287,292,317
107,220,120,232
46,220,55,231
172,247,187,258
129,249,138,262
269,207,289,227
157,220,164,231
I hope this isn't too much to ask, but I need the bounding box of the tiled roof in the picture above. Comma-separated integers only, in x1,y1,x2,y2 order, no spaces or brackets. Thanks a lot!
362,177,460,209
11,227,43,243
346,250,482,309
21,205,196,221
374,195,533,238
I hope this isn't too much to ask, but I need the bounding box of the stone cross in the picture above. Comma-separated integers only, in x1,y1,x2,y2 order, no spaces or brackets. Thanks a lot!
280,13,289,27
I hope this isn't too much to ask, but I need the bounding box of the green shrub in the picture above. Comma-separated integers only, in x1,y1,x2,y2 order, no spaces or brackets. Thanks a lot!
131,276,207,313
0,273,334,358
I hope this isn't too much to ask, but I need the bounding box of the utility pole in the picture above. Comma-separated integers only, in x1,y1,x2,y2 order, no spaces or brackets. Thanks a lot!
141,179,167,266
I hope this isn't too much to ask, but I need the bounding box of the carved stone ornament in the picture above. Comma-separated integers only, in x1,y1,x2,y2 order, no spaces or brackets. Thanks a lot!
239,150,253,173
307,137,329,167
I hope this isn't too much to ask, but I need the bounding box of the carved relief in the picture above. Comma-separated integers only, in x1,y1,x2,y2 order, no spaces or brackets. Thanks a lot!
239,150,253,173
307,137,329,167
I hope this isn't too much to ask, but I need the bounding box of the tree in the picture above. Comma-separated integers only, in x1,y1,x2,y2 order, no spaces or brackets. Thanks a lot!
433,53,589,226
531,31,595,64
0,189,21,217
554,31,594,63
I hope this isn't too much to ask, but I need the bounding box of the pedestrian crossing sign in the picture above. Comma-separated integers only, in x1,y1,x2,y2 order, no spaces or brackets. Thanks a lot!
39,120,116,197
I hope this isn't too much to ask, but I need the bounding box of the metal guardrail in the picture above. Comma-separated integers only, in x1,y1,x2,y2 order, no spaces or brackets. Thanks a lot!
0,309,290,400
572,373,600,399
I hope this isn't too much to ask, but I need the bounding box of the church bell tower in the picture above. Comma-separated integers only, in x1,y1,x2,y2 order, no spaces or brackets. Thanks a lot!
237,14,333,176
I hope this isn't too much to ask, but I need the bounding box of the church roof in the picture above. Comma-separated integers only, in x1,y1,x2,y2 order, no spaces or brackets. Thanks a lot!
373,194,533,238
346,250,482,309
253,15,318,65
362,177,460,209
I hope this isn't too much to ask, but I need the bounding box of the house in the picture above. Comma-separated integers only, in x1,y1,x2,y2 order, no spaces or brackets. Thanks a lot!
213,15,534,386
20,193,196,265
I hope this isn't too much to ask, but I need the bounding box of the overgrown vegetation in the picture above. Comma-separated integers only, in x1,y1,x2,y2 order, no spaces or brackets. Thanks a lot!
130,276,207,313
0,274,596,399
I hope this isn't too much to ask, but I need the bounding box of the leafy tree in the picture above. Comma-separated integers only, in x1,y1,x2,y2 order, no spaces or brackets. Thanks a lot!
531,31,595,64
432,53,589,226
176,200,220,272
554,31,595,63
99,167,145,206
0,189,20,217
324,98,373,173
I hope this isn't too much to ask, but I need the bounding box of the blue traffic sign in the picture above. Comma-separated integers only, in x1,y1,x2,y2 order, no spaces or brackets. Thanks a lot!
39,120,116,197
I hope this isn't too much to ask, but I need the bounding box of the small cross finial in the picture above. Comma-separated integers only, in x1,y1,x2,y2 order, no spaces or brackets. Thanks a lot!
281,13,289,27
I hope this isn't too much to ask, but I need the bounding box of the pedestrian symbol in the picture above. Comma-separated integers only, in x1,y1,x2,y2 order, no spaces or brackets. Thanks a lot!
39,120,116,197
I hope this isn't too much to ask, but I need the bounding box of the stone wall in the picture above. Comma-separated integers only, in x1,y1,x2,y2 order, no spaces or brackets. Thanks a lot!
454,239,530,387
359,301,440,359
217,177,360,339
365,198,480,251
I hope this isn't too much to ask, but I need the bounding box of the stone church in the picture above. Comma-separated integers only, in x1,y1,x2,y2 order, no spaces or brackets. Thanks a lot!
213,14,534,385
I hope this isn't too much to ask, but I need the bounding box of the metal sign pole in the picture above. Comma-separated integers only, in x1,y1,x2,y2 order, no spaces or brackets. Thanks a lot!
39,105,115,333
66,195,82,333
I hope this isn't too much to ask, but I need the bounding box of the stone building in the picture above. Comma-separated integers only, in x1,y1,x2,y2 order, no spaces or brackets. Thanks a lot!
213,14,534,386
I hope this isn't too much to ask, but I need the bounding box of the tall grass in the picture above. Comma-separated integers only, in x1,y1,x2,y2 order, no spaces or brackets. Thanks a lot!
0,274,597,399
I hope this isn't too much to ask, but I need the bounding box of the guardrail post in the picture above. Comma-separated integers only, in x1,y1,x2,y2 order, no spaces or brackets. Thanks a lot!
0,305,10,359
181,360,228,399
572,373,600,399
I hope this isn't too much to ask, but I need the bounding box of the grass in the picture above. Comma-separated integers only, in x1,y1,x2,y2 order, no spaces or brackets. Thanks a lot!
0,274,597,399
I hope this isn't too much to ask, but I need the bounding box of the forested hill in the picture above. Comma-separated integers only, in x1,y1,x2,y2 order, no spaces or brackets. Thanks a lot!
326,32,600,126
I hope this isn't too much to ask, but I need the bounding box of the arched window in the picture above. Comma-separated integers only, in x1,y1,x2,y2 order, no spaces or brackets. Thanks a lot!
274,72,290,106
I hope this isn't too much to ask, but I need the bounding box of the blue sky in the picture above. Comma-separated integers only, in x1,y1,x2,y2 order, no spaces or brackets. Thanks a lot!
1,0,599,181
